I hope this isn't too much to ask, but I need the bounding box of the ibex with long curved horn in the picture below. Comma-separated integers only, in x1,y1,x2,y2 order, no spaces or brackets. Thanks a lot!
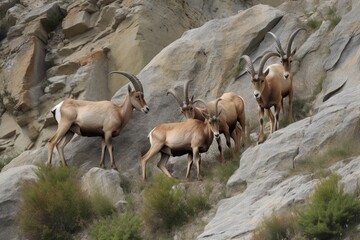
141,99,222,181
266,28,305,120
167,80,246,163
47,71,149,170
240,52,284,144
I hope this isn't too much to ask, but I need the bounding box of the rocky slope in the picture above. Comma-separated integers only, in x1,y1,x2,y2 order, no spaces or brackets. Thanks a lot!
0,0,359,239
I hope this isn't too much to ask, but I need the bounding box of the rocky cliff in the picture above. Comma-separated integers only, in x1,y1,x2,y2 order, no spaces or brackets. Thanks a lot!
0,0,359,239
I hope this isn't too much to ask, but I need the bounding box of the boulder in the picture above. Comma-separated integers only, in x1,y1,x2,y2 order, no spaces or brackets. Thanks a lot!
81,167,126,209
62,7,93,38
5,4,25,26
0,165,37,240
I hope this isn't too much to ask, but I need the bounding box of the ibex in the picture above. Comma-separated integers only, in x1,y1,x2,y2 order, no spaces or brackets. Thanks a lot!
266,28,305,120
167,80,246,163
47,71,149,170
240,52,283,144
141,99,222,181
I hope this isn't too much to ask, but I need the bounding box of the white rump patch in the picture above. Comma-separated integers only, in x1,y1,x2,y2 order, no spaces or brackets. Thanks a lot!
51,101,64,123
148,128,155,145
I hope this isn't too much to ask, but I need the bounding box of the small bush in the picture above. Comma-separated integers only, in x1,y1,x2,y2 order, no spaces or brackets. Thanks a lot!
89,192,116,218
89,212,142,240
252,211,299,240
298,174,360,239
327,6,341,29
307,19,322,30
141,174,210,231
204,160,239,183
17,165,93,240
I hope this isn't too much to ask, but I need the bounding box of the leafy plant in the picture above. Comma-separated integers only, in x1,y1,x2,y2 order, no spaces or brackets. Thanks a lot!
298,174,360,239
327,6,341,30
89,212,142,240
89,191,116,218
204,159,239,183
17,165,93,240
141,174,210,231
307,19,322,31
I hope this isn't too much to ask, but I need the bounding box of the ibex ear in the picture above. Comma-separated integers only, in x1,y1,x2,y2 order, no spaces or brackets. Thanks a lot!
291,48,297,56
218,109,223,116
128,85,132,93
264,68,270,77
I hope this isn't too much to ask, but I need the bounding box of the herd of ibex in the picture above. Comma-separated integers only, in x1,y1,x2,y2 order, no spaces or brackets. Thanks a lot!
47,28,305,181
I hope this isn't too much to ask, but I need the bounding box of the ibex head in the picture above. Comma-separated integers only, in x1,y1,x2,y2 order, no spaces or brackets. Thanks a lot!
167,80,198,119
241,52,280,100
194,98,222,139
110,71,149,113
266,28,305,80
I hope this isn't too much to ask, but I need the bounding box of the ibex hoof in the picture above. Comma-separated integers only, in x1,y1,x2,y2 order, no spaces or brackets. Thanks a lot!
111,166,118,171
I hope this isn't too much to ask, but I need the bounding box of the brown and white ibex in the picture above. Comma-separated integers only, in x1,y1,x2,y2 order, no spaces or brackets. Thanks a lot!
47,71,149,170
241,52,284,144
141,99,222,181
167,80,246,163
266,28,305,120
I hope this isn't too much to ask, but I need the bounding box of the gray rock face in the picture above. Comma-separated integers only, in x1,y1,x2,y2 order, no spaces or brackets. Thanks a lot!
0,165,37,240
1,0,360,239
81,167,126,209
198,1,360,236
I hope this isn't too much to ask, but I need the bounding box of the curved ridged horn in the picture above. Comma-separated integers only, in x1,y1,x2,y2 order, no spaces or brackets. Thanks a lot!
167,89,183,106
287,28,306,57
183,80,193,104
214,98,222,116
240,55,255,78
193,99,208,109
266,31,285,56
109,71,144,92
258,52,281,76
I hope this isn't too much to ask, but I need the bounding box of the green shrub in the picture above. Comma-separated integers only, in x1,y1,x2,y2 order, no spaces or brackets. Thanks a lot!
298,174,360,239
205,160,239,183
141,174,210,231
89,212,142,240
17,165,93,240
252,211,299,240
89,192,116,218
327,6,341,29
307,19,322,30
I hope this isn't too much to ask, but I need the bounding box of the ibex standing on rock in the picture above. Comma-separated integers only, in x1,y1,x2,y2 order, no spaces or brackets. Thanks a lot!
141,99,222,181
241,52,284,144
167,80,246,163
266,28,305,120
47,71,149,170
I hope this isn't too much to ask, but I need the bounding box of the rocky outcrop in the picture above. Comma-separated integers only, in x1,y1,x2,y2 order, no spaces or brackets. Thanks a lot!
0,0,359,239
0,165,37,240
81,167,126,210
0,0,247,162
198,1,360,238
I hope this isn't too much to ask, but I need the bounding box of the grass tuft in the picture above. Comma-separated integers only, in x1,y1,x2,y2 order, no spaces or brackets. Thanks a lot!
252,211,299,240
291,137,360,176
